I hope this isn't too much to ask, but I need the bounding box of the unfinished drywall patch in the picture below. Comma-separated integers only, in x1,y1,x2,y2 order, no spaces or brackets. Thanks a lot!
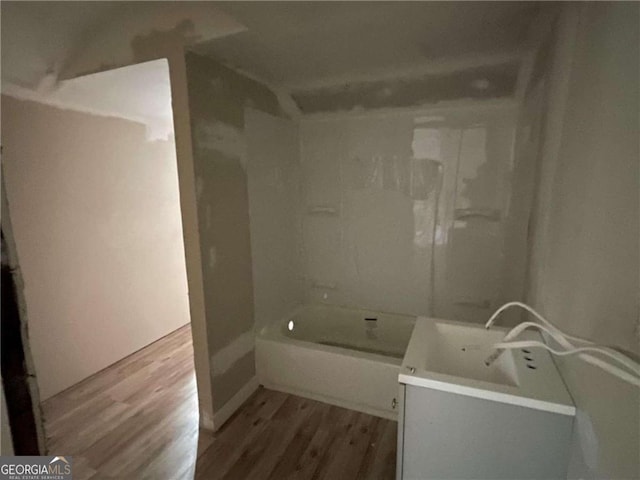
185,52,286,420
131,19,199,63
194,121,247,170
1,2,247,97
61,4,246,81
165,52,216,431
210,330,254,377
0,2,122,89
208,246,216,269
195,177,205,201
292,62,519,114
186,51,283,128
210,350,256,411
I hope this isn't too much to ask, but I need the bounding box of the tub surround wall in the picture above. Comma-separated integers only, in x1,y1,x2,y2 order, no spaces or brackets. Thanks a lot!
184,52,288,426
524,3,639,478
298,105,526,323
246,109,304,331
502,83,547,322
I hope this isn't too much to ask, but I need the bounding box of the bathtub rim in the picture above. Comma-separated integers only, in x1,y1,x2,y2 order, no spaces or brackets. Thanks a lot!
258,303,417,365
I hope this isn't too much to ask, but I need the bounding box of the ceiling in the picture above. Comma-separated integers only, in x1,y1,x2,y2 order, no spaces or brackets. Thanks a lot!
1,1,245,88
1,2,542,123
199,2,541,90
1,1,123,88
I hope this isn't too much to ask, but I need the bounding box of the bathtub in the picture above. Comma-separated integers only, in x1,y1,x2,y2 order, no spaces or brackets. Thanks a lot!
256,304,416,420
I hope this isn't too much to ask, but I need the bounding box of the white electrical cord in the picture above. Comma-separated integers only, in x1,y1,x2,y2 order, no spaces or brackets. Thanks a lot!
491,340,640,388
499,321,640,375
484,302,640,388
485,301,593,344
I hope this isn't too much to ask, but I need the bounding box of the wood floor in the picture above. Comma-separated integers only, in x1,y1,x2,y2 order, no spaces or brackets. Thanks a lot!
42,325,397,480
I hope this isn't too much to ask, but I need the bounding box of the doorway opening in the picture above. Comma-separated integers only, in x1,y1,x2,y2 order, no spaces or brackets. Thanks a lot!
2,59,202,477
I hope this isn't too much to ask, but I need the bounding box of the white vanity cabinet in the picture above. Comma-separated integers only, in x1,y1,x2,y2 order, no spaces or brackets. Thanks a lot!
396,317,575,479
396,381,574,479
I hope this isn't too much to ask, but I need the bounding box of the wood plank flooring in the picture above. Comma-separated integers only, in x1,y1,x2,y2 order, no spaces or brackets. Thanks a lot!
42,325,397,480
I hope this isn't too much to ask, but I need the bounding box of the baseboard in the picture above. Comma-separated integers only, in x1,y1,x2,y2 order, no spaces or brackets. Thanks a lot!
212,376,259,430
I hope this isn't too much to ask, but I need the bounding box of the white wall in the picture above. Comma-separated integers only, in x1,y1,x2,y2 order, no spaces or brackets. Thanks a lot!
2,96,191,399
298,104,526,322
246,109,304,330
526,3,639,478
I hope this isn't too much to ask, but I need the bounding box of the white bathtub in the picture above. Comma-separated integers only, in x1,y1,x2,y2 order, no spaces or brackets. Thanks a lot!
256,304,416,420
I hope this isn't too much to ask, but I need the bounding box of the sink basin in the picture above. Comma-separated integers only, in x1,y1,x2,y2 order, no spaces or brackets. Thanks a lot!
400,317,574,415
423,321,519,387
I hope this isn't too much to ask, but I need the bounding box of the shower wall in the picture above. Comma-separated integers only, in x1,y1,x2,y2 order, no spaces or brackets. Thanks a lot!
298,104,521,322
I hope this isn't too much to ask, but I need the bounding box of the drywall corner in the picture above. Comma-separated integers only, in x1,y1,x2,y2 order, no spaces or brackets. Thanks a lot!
184,51,286,426
166,52,216,430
